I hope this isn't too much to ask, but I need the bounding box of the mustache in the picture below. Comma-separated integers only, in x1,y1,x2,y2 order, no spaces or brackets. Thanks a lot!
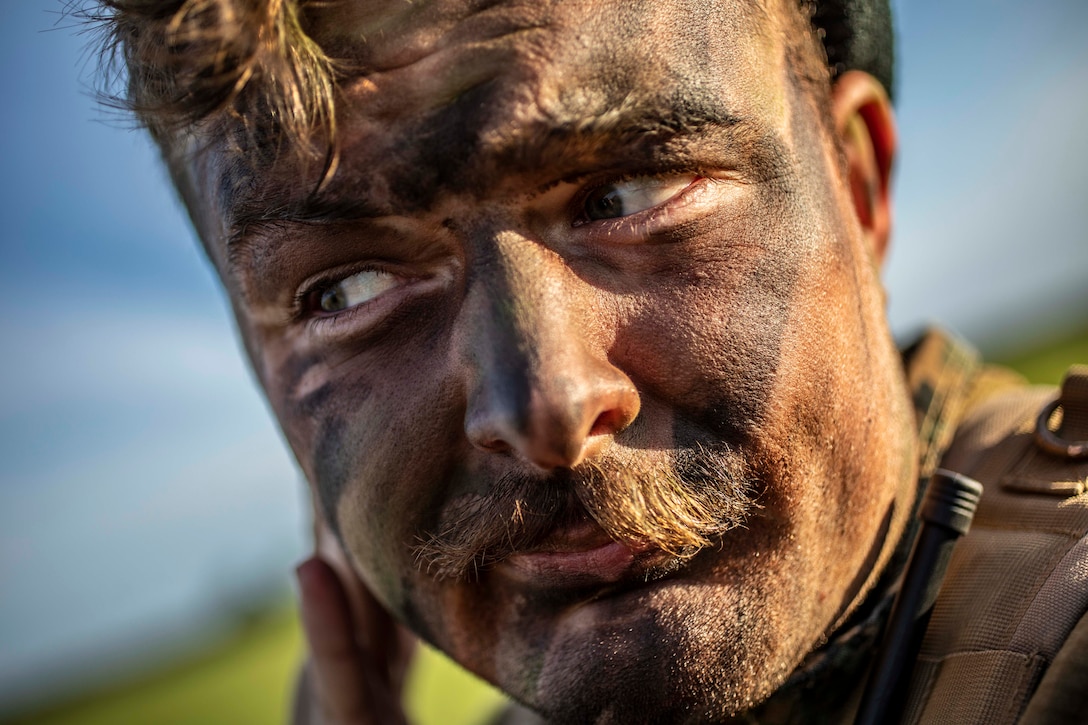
415,443,758,581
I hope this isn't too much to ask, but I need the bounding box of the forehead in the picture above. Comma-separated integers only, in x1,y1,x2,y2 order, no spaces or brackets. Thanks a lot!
304,0,777,99
199,0,795,247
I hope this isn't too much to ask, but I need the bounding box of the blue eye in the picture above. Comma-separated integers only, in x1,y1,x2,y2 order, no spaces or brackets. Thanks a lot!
318,269,399,312
583,175,697,221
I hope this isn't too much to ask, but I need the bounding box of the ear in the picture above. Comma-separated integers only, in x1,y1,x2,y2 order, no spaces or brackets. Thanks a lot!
830,70,897,266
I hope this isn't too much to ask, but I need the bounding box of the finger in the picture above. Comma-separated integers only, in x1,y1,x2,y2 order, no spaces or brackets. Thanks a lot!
312,518,416,685
296,556,373,724
351,576,417,691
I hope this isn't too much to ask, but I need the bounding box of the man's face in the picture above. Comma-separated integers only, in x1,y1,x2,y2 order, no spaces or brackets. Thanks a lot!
187,0,915,719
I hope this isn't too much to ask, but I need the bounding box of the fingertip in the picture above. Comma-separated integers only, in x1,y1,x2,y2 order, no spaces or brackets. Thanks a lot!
296,557,340,628
295,555,330,589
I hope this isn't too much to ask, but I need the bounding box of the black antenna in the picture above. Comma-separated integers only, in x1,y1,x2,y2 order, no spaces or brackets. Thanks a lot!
854,469,983,725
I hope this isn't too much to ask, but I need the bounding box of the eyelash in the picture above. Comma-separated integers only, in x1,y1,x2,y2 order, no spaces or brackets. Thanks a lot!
293,263,455,338
294,265,393,324
569,173,713,237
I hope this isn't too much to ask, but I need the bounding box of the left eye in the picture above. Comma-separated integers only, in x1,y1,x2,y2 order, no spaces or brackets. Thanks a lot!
582,175,698,221
316,269,400,313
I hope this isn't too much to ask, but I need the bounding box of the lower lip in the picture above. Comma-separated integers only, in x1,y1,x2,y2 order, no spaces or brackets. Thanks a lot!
499,540,645,588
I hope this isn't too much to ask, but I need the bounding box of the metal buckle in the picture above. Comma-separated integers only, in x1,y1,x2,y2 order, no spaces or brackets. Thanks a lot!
1034,399,1088,460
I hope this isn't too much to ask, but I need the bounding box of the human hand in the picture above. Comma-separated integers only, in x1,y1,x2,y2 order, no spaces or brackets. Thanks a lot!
293,521,416,724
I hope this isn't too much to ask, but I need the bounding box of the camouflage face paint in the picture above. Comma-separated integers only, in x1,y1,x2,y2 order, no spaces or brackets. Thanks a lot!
188,0,917,719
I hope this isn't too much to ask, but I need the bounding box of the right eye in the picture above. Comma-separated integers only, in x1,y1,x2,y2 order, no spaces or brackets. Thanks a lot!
314,269,400,313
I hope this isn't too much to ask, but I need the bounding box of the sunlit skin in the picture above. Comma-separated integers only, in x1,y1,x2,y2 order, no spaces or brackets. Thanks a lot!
175,0,916,720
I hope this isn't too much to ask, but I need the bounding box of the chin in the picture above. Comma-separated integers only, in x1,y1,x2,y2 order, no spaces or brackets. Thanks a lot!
487,565,809,725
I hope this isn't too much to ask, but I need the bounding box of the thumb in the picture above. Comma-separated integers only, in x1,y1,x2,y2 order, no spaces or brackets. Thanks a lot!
296,556,409,725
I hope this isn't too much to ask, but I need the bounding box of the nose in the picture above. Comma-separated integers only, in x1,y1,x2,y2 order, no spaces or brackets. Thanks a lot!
456,231,640,470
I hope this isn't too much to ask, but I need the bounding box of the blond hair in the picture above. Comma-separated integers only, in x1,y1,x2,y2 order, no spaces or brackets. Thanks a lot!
88,0,337,160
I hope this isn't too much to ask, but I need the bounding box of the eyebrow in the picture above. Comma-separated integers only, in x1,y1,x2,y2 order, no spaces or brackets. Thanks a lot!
227,192,385,250
223,95,785,256
468,97,759,186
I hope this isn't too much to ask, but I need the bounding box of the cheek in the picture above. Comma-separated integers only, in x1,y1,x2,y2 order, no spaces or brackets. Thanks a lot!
328,371,462,613
615,190,808,444
260,329,463,615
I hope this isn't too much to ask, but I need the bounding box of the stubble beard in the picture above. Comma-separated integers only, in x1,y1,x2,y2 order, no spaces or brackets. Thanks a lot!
410,441,800,723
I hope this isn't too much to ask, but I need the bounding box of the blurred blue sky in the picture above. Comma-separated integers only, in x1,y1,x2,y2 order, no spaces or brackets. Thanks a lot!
1,0,1086,715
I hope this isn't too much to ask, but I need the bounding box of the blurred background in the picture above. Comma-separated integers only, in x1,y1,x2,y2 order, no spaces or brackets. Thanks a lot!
1,0,1085,723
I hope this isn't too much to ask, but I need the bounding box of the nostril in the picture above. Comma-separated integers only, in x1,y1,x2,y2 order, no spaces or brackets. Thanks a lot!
589,408,629,438
473,436,512,454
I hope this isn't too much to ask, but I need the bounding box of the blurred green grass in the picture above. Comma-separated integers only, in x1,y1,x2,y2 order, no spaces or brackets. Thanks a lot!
7,327,1085,725
7,605,507,725
7,607,305,725
996,328,1088,386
